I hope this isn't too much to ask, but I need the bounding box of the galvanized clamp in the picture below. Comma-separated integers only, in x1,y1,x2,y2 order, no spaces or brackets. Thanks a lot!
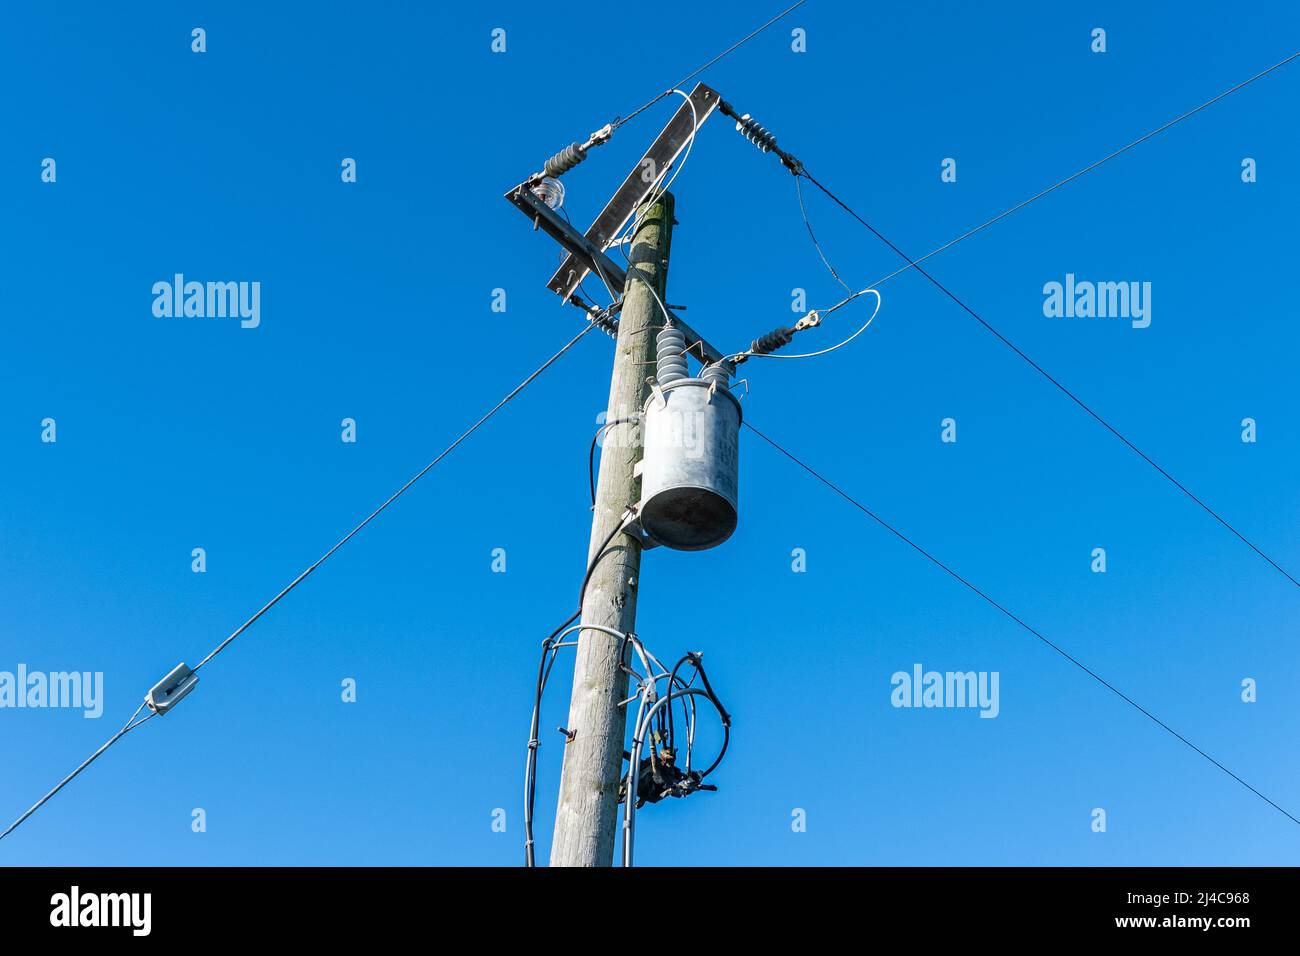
145,662,199,715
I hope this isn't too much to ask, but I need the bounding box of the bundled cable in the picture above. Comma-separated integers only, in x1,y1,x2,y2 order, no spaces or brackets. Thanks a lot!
623,652,730,810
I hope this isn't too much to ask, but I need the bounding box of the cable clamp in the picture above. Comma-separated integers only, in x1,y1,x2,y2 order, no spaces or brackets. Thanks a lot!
145,662,199,715
794,310,821,332
585,123,614,149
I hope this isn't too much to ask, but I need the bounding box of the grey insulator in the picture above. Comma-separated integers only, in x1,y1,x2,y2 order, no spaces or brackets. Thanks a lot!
544,142,586,178
735,114,777,154
656,326,690,386
750,325,795,356
700,363,731,391
591,308,619,338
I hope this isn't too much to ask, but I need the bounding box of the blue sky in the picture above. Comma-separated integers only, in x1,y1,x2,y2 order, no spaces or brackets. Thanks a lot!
2,1,1298,865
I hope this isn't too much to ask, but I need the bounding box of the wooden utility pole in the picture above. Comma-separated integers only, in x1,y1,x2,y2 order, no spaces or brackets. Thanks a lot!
550,193,674,866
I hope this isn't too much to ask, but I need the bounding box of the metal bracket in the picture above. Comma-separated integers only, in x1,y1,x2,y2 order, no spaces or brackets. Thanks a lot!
623,508,661,551
504,81,732,372
547,83,721,301
145,662,199,715
647,377,667,411
507,183,629,300
505,185,729,368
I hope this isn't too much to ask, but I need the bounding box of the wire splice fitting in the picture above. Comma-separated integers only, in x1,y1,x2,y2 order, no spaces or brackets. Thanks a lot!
145,662,199,715
794,310,821,332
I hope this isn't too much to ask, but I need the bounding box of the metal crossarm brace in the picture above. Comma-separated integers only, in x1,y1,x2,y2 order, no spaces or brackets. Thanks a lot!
505,183,729,368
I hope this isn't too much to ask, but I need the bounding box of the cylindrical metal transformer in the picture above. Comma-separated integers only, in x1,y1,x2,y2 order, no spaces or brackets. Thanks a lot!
639,378,742,551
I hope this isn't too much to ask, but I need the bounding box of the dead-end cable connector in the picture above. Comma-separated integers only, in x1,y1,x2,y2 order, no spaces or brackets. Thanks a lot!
568,292,622,338
527,124,615,186
718,100,803,176
734,311,821,365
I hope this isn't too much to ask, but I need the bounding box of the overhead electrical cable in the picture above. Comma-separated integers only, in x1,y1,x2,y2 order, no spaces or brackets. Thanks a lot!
612,0,807,131
0,703,154,842
194,321,597,673
0,322,598,843
799,167,1300,590
838,48,1300,296
744,420,1300,829
794,173,852,294
784,50,1300,587
729,288,879,363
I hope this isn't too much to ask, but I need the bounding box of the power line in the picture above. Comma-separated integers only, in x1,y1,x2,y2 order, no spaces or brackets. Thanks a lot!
1,322,598,843
614,0,806,130
799,167,1300,590
0,703,154,842
847,49,1300,293
743,420,1300,829
795,172,851,293
794,46,1300,587
194,321,598,672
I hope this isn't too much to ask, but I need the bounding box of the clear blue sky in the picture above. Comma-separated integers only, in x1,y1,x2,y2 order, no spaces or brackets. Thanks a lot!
2,1,1298,865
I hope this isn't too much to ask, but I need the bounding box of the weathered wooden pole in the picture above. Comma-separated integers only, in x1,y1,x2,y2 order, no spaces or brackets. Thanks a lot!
550,194,674,866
